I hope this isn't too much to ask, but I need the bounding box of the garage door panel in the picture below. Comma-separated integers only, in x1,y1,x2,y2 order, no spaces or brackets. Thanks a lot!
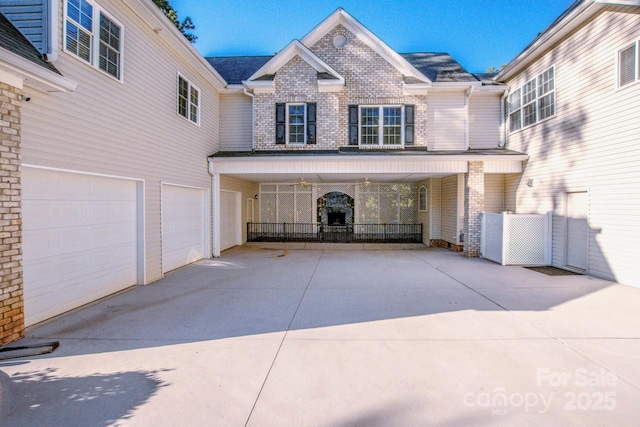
23,168,139,326
162,185,206,273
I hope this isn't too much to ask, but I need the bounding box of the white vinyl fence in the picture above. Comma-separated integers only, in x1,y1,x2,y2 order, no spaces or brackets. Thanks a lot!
481,212,552,265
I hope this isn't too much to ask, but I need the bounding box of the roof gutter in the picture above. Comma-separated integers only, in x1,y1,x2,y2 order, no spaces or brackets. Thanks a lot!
496,0,605,81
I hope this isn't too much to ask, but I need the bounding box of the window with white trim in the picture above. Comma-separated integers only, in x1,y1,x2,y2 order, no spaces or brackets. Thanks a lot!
618,42,638,87
65,0,122,80
508,66,555,132
287,104,306,144
360,106,403,146
418,186,428,212
177,75,200,125
275,103,316,145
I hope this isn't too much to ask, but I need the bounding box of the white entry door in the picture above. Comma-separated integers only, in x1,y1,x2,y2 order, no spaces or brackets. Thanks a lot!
161,184,207,273
220,190,241,251
566,191,588,270
22,168,139,326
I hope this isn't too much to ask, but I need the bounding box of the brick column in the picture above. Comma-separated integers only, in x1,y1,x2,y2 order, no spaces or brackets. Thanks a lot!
463,161,484,257
0,82,24,345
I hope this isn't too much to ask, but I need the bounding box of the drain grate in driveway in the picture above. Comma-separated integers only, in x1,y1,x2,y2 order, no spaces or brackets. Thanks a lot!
525,266,583,276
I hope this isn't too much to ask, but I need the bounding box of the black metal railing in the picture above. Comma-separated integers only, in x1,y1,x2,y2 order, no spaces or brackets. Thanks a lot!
247,223,422,243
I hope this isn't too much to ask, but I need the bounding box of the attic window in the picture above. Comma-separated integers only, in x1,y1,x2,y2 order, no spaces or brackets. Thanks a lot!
333,35,348,48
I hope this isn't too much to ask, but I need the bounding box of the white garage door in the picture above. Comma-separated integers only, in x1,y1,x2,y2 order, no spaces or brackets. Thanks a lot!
22,168,139,326
220,190,240,251
161,185,207,273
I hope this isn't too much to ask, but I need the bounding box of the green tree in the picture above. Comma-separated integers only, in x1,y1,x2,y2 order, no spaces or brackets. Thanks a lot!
152,0,197,43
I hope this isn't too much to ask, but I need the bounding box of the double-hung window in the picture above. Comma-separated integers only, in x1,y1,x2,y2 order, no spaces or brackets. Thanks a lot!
287,104,306,144
508,66,555,132
618,42,639,88
65,0,122,80
178,75,200,125
359,106,404,146
275,103,317,145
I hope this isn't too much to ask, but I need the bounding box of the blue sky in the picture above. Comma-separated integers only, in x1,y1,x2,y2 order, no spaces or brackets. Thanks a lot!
170,0,575,73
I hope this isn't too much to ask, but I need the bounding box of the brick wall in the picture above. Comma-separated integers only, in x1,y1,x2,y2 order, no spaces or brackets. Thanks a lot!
0,83,24,345
253,25,428,150
463,161,484,257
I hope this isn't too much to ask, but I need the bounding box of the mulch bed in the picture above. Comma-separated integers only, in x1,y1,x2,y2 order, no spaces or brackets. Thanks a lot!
525,266,583,276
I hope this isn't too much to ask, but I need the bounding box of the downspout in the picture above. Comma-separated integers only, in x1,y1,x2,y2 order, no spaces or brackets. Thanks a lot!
499,89,508,148
465,86,474,150
244,88,255,150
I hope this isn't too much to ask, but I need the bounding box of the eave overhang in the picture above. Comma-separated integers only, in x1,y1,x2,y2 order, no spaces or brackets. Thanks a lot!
495,1,640,81
0,47,77,92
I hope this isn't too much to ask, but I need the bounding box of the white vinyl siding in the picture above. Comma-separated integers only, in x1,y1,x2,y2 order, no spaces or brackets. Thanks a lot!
220,93,253,151
440,175,459,244
469,93,501,149
20,0,220,284
427,93,466,150
484,174,505,213
429,178,442,239
505,6,640,287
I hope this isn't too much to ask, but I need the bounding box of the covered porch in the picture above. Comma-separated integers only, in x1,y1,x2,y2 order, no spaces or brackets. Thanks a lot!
207,149,527,257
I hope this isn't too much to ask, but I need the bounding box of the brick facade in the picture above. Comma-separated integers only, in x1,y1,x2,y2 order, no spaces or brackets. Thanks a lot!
0,82,24,345
463,161,484,257
253,26,428,150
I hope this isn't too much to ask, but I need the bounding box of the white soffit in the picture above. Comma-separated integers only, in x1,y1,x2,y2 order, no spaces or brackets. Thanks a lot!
300,8,432,85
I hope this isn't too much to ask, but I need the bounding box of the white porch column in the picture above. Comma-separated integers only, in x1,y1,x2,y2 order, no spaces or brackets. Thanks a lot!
211,172,221,258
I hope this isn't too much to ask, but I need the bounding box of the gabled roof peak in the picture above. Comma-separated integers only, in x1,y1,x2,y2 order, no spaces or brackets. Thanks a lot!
299,8,432,84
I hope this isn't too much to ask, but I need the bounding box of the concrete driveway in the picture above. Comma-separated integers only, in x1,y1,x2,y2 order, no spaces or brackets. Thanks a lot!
1,245,640,426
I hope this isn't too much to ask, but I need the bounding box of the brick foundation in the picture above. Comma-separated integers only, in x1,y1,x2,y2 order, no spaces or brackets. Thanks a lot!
0,83,24,345
429,239,464,253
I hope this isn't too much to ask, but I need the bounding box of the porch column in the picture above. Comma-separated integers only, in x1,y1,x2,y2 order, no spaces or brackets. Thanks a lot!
211,172,221,258
0,81,24,344
463,161,484,257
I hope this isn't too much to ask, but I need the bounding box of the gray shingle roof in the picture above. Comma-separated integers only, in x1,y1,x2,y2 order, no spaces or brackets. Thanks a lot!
207,52,480,85
400,52,478,83
206,56,273,85
0,12,60,75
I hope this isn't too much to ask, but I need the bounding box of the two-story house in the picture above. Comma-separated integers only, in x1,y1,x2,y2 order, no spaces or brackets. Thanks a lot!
2,0,639,346
0,0,225,342
206,8,526,258
496,0,640,288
